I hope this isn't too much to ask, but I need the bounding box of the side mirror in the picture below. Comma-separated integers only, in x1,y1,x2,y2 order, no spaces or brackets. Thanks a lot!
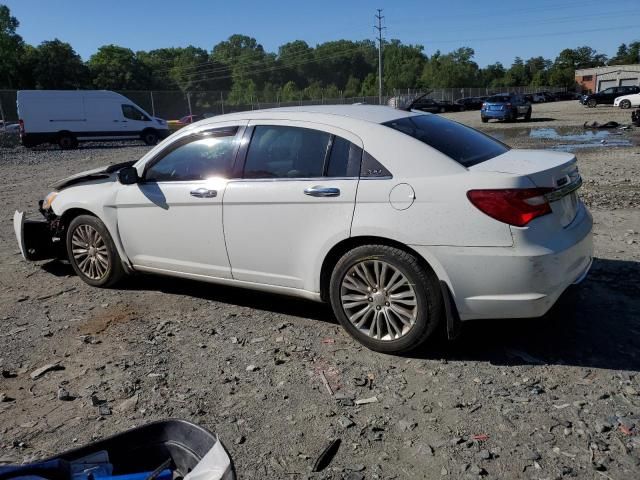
118,166,139,185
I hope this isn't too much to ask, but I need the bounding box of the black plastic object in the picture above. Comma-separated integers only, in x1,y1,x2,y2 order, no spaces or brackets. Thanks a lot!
51,420,232,478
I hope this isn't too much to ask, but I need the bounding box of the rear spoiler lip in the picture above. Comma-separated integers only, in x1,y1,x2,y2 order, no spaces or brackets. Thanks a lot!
544,174,582,202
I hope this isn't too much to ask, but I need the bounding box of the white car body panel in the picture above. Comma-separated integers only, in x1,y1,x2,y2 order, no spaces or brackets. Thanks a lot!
21,105,592,323
613,93,640,107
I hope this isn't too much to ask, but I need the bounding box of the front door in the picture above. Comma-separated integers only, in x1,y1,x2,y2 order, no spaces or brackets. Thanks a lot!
223,122,363,292
116,125,244,278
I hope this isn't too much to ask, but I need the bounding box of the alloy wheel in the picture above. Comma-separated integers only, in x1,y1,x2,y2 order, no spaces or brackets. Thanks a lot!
340,259,418,341
71,224,110,280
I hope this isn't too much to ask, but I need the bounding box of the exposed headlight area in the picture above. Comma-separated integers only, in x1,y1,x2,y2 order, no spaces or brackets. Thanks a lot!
41,191,58,210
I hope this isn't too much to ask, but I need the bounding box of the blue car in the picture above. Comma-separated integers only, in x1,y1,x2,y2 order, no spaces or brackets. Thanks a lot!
481,94,532,123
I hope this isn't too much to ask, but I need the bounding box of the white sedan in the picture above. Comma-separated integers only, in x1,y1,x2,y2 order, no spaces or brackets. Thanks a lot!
614,93,640,109
14,106,592,353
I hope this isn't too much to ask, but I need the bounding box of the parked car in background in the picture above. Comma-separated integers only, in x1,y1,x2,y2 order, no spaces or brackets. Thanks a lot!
632,108,640,126
613,92,640,109
530,93,546,103
168,114,203,131
481,94,532,122
17,90,169,149
14,105,592,354
552,91,581,101
455,97,484,110
410,97,463,113
581,86,640,108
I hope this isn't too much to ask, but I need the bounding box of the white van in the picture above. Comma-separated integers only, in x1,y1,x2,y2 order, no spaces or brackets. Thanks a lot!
17,90,170,149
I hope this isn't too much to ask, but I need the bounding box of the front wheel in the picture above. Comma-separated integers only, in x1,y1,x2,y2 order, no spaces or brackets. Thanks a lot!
329,245,443,353
587,99,597,108
620,100,631,109
142,130,159,145
66,215,125,287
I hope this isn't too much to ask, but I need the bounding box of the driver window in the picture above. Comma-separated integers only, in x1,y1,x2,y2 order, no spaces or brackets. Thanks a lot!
243,125,331,179
145,133,237,182
122,104,149,121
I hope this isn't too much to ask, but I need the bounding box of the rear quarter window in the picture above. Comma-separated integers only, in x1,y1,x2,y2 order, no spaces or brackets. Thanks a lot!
383,114,509,168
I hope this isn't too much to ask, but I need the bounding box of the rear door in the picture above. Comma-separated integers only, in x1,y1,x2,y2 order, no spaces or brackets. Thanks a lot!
223,121,362,291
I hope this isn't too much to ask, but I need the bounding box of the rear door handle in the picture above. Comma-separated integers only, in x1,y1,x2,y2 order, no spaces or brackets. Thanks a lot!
304,186,340,197
190,188,217,198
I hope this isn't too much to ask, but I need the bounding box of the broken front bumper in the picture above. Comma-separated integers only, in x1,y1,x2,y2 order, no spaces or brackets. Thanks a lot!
13,210,60,261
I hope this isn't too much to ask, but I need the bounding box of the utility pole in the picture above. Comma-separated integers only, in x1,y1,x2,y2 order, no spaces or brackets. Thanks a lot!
374,9,385,105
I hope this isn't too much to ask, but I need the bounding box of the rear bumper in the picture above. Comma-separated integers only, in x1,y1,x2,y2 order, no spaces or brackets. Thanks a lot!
412,205,593,321
481,109,508,119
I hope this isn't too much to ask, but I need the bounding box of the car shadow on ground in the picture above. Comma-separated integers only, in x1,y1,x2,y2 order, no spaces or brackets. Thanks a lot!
41,257,639,371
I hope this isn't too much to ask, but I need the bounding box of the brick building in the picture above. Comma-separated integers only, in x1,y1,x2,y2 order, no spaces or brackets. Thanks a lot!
575,64,640,93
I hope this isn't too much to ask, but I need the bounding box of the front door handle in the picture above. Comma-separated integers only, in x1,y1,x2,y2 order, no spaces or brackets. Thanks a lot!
190,188,217,198
304,186,340,197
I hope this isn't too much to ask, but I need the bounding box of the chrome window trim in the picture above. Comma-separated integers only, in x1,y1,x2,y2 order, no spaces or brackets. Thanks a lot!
228,176,359,183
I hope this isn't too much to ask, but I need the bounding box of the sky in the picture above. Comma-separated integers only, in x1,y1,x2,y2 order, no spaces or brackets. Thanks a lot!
5,0,640,67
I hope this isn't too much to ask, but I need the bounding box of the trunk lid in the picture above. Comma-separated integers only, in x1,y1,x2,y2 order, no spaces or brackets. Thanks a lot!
470,149,581,227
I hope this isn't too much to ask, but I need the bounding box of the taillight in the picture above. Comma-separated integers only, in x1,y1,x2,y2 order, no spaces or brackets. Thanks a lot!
18,119,25,136
467,188,553,227
481,103,487,109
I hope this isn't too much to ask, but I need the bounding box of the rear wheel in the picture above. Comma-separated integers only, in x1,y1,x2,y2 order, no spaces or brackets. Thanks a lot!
58,133,78,150
66,215,125,288
329,245,443,353
524,107,532,120
438,106,445,113
142,129,159,145
481,116,488,123
620,99,632,109
587,98,597,108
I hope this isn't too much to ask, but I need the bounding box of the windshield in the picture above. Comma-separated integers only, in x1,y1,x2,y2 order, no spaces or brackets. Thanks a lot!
383,114,509,168
486,95,511,103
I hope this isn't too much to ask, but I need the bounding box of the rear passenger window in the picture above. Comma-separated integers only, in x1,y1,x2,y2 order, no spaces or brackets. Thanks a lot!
244,126,330,178
326,137,362,177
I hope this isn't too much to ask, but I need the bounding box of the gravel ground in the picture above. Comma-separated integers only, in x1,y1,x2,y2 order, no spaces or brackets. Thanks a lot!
0,101,639,479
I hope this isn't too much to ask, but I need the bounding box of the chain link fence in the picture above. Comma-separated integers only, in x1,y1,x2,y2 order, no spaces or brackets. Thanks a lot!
0,86,566,122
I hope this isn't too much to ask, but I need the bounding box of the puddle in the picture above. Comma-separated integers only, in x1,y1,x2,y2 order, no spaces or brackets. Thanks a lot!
492,127,633,152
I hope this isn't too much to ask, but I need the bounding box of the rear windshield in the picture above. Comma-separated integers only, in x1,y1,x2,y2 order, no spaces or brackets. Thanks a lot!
383,114,509,168
486,95,511,103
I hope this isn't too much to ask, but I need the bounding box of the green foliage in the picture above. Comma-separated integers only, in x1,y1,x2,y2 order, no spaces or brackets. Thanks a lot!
4,3,639,99
88,45,149,90
0,4,24,88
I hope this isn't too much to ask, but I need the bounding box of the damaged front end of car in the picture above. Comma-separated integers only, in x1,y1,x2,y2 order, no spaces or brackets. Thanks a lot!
14,199,65,261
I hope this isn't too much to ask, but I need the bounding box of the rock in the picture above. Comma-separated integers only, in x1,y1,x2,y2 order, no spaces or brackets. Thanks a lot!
234,435,245,445
398,419,417,432
334,393,355,407
90,394,105,406
246,364,258,372
524,450,542,461
469,464,487,476
1,370,17,378
354,396,378,405
594,419,612,433
30,362,63,379
344,473,364,480
477,449,491,460
57,387,75,401
349,464,365,472
0,392,15,402
99,405,112,416
117,393,139,412
338,416,355,428
440,466,448,476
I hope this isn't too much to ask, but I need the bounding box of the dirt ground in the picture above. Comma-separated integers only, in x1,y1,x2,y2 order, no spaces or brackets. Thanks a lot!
0,101,639,479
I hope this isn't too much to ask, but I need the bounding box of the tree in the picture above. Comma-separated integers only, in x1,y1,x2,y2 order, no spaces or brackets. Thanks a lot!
170,46,230,92
383,40,426,90
276,40,314,88
88,45,150,90
211,34,272,90
29,39,88,89
609,41,640,65
421,48,480,88
0,5,24,88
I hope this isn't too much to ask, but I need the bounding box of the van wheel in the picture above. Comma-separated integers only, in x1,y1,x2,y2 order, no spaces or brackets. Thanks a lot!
58,133,78,150
66,215,125,288
142,130,159,145
329,245,443,354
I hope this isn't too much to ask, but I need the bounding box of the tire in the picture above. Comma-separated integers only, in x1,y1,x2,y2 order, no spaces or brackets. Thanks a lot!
58,133,78,150
587,98,597,108
142,129,159,145
620,100,632,109
329,245,443,354
66,215,125,288
481,116,488,123
439,107,445,113
524,108,532,120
